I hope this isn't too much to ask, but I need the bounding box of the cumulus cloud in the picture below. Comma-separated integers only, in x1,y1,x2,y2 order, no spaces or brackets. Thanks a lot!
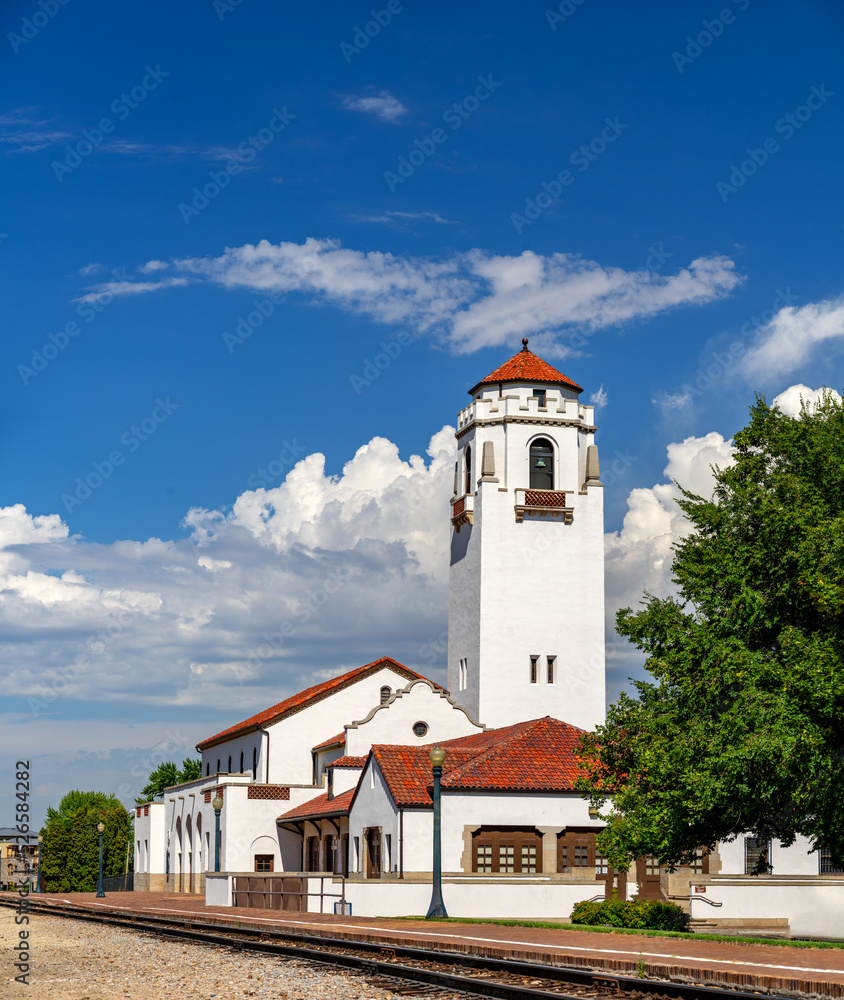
154,239,743,354
341,91,408,122
771,383,842,417
741,296,844,381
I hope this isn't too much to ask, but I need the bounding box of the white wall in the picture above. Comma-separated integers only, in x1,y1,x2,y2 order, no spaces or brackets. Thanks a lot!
718,834,823,877
345,680,484,757
448,383,605,731
691,881,844,938
348,759,399,875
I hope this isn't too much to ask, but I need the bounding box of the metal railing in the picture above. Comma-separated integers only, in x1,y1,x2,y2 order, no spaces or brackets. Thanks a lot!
101,873,134,892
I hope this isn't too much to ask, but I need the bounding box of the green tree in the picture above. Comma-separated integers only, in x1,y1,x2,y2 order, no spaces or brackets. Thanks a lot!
579,392,844,872
135,757,202,804
41,791,132,892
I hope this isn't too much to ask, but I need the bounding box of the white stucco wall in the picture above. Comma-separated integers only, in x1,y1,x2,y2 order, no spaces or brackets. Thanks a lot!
330,766,363,796
199,664,422,785
348,759,399,875
717,834,825,876
133,802,166,875
448,383,605,731
344,680,484,757
691,881,844,938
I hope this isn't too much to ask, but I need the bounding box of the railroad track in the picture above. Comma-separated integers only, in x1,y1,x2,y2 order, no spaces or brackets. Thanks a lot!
1,896,788,1000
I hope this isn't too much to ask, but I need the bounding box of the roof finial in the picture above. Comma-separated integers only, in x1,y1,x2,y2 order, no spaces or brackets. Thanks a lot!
522,338,529,351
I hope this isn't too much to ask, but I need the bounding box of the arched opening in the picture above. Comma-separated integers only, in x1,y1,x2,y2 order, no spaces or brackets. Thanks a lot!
175,816,183,893
240,750,244,773
185,814,194,893
529,438,554,490
380,686,391,705
252,747,257,780
196,812,203,878
464,445,472,495
216,758,220,774
205,762,209,777
227,754,232,773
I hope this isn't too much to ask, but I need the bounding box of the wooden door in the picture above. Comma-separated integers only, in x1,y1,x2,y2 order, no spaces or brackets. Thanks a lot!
636,855,663,900
366,828,381,879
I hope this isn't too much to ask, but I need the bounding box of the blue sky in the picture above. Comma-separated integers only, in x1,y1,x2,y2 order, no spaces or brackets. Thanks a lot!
2,0,843,824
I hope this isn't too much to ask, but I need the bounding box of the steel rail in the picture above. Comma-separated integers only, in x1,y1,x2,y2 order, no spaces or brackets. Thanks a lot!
2,897,793,1000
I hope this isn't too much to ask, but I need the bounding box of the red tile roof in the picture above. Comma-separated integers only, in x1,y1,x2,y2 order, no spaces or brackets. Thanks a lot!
470,343,582,396
312,732,345,751
363,717,586,808
326,755,367,769
197,657,433,750
277,788,355,824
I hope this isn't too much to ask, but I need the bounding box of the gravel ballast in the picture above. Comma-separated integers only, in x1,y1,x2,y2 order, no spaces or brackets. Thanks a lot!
0,907,460,1000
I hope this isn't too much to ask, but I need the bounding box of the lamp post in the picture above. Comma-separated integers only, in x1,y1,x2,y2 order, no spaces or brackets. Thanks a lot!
96,822,106,897
426,745,448,919
212,793,223,872
36,835,42,894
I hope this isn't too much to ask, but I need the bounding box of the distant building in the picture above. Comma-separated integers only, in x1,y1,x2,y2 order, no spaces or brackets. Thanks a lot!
0,829,39,890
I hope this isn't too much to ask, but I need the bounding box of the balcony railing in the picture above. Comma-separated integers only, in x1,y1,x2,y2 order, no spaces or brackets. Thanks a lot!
514,488,573,524
451,493,474,531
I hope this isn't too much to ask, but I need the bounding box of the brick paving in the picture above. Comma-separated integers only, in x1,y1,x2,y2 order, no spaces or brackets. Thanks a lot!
8,890,844,995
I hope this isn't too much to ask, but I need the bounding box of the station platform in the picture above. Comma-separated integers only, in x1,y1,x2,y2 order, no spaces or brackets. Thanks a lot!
10,890,844,996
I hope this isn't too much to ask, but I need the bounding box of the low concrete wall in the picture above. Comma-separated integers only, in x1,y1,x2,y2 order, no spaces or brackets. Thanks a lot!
206,874,232,906
690,879,844,937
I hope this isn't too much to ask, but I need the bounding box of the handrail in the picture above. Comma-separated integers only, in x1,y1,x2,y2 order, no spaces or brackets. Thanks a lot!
692,893,723,906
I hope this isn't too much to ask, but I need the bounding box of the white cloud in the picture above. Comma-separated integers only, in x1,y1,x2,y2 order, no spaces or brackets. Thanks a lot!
741,296,844,381
161,239,743,354
590,384,608,408
355,210,458,226
341,91,408,122
74,276,189,304
139,259,169,273
771,383,842,417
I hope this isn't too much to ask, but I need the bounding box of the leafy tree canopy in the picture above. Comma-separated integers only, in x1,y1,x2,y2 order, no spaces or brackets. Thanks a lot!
135,757,202,804
578,392,844,873
41,790,131,893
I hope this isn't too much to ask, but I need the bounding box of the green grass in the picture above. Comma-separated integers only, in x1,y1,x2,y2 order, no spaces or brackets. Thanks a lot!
394,915,844,950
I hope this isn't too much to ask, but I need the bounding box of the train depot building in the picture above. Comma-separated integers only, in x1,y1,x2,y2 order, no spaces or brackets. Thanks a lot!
133,344,843,936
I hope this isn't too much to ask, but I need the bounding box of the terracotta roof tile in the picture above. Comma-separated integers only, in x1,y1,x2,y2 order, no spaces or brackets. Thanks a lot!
326,756,367,769
367,717,586,807
277,788,355,823
197,656,433,750
470,344,582,395
312,732,345,751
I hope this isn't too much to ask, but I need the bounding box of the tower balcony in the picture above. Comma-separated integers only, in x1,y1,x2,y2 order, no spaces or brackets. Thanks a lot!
451,493,474,532
514,488,573,524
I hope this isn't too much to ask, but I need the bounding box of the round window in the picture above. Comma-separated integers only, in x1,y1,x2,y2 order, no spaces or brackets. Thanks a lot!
413,721,429,738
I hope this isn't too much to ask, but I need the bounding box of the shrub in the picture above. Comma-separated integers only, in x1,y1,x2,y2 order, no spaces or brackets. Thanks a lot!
570,897,689,932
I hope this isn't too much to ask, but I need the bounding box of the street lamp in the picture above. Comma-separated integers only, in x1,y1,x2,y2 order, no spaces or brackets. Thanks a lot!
36,835,42,894
212,793,223,872
96,822,106,898
426,745,448,919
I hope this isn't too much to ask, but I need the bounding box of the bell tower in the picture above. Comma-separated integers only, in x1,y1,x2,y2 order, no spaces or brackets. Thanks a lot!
447,340,606,731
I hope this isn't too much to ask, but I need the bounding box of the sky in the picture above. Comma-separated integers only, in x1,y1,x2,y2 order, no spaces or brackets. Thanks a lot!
2,0,843,826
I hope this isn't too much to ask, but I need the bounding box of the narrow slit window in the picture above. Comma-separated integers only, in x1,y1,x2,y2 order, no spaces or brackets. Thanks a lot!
530,655,538,684
547,656,555,684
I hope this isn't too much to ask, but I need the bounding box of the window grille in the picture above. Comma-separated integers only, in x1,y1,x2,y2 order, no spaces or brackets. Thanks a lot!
472,829,542,874
819,848,844,874
744,837,771,874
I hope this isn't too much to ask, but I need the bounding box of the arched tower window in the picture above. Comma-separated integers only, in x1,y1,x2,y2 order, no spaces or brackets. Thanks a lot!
380,686,391,704
252,747,257,780
216,758,220,774
205,762,210,777
227,754,232,773
464,445,472,495
529,438,555,490
240,751,244,773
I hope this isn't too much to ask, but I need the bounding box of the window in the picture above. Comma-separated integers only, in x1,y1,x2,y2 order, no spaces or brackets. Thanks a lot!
744,836,771,874
547,656,555,684
819,848,844,874
353,836,360,873
529,438,554,490
254,854,274,873
227,754,232,773
557,831,597,870
240,751,244,773
530,655,538,684
532,389,546,407
206,762,209,777
689,848,708,875
385,834,392,873
326,835,337,875
252,747,257,780
464,445,472,494
307,837,321,872
644,855,660,876
366,828,382,879
216,758,220,774
380,685,391,704
459,657,468,690
595,851,609,875
413,721,429,738
472,828,542,874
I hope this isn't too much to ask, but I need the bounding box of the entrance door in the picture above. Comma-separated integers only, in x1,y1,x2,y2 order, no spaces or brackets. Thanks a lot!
636,856,663,900
366,828,381,879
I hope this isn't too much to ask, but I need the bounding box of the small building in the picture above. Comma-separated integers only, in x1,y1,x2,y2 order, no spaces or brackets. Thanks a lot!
0,828,39,890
